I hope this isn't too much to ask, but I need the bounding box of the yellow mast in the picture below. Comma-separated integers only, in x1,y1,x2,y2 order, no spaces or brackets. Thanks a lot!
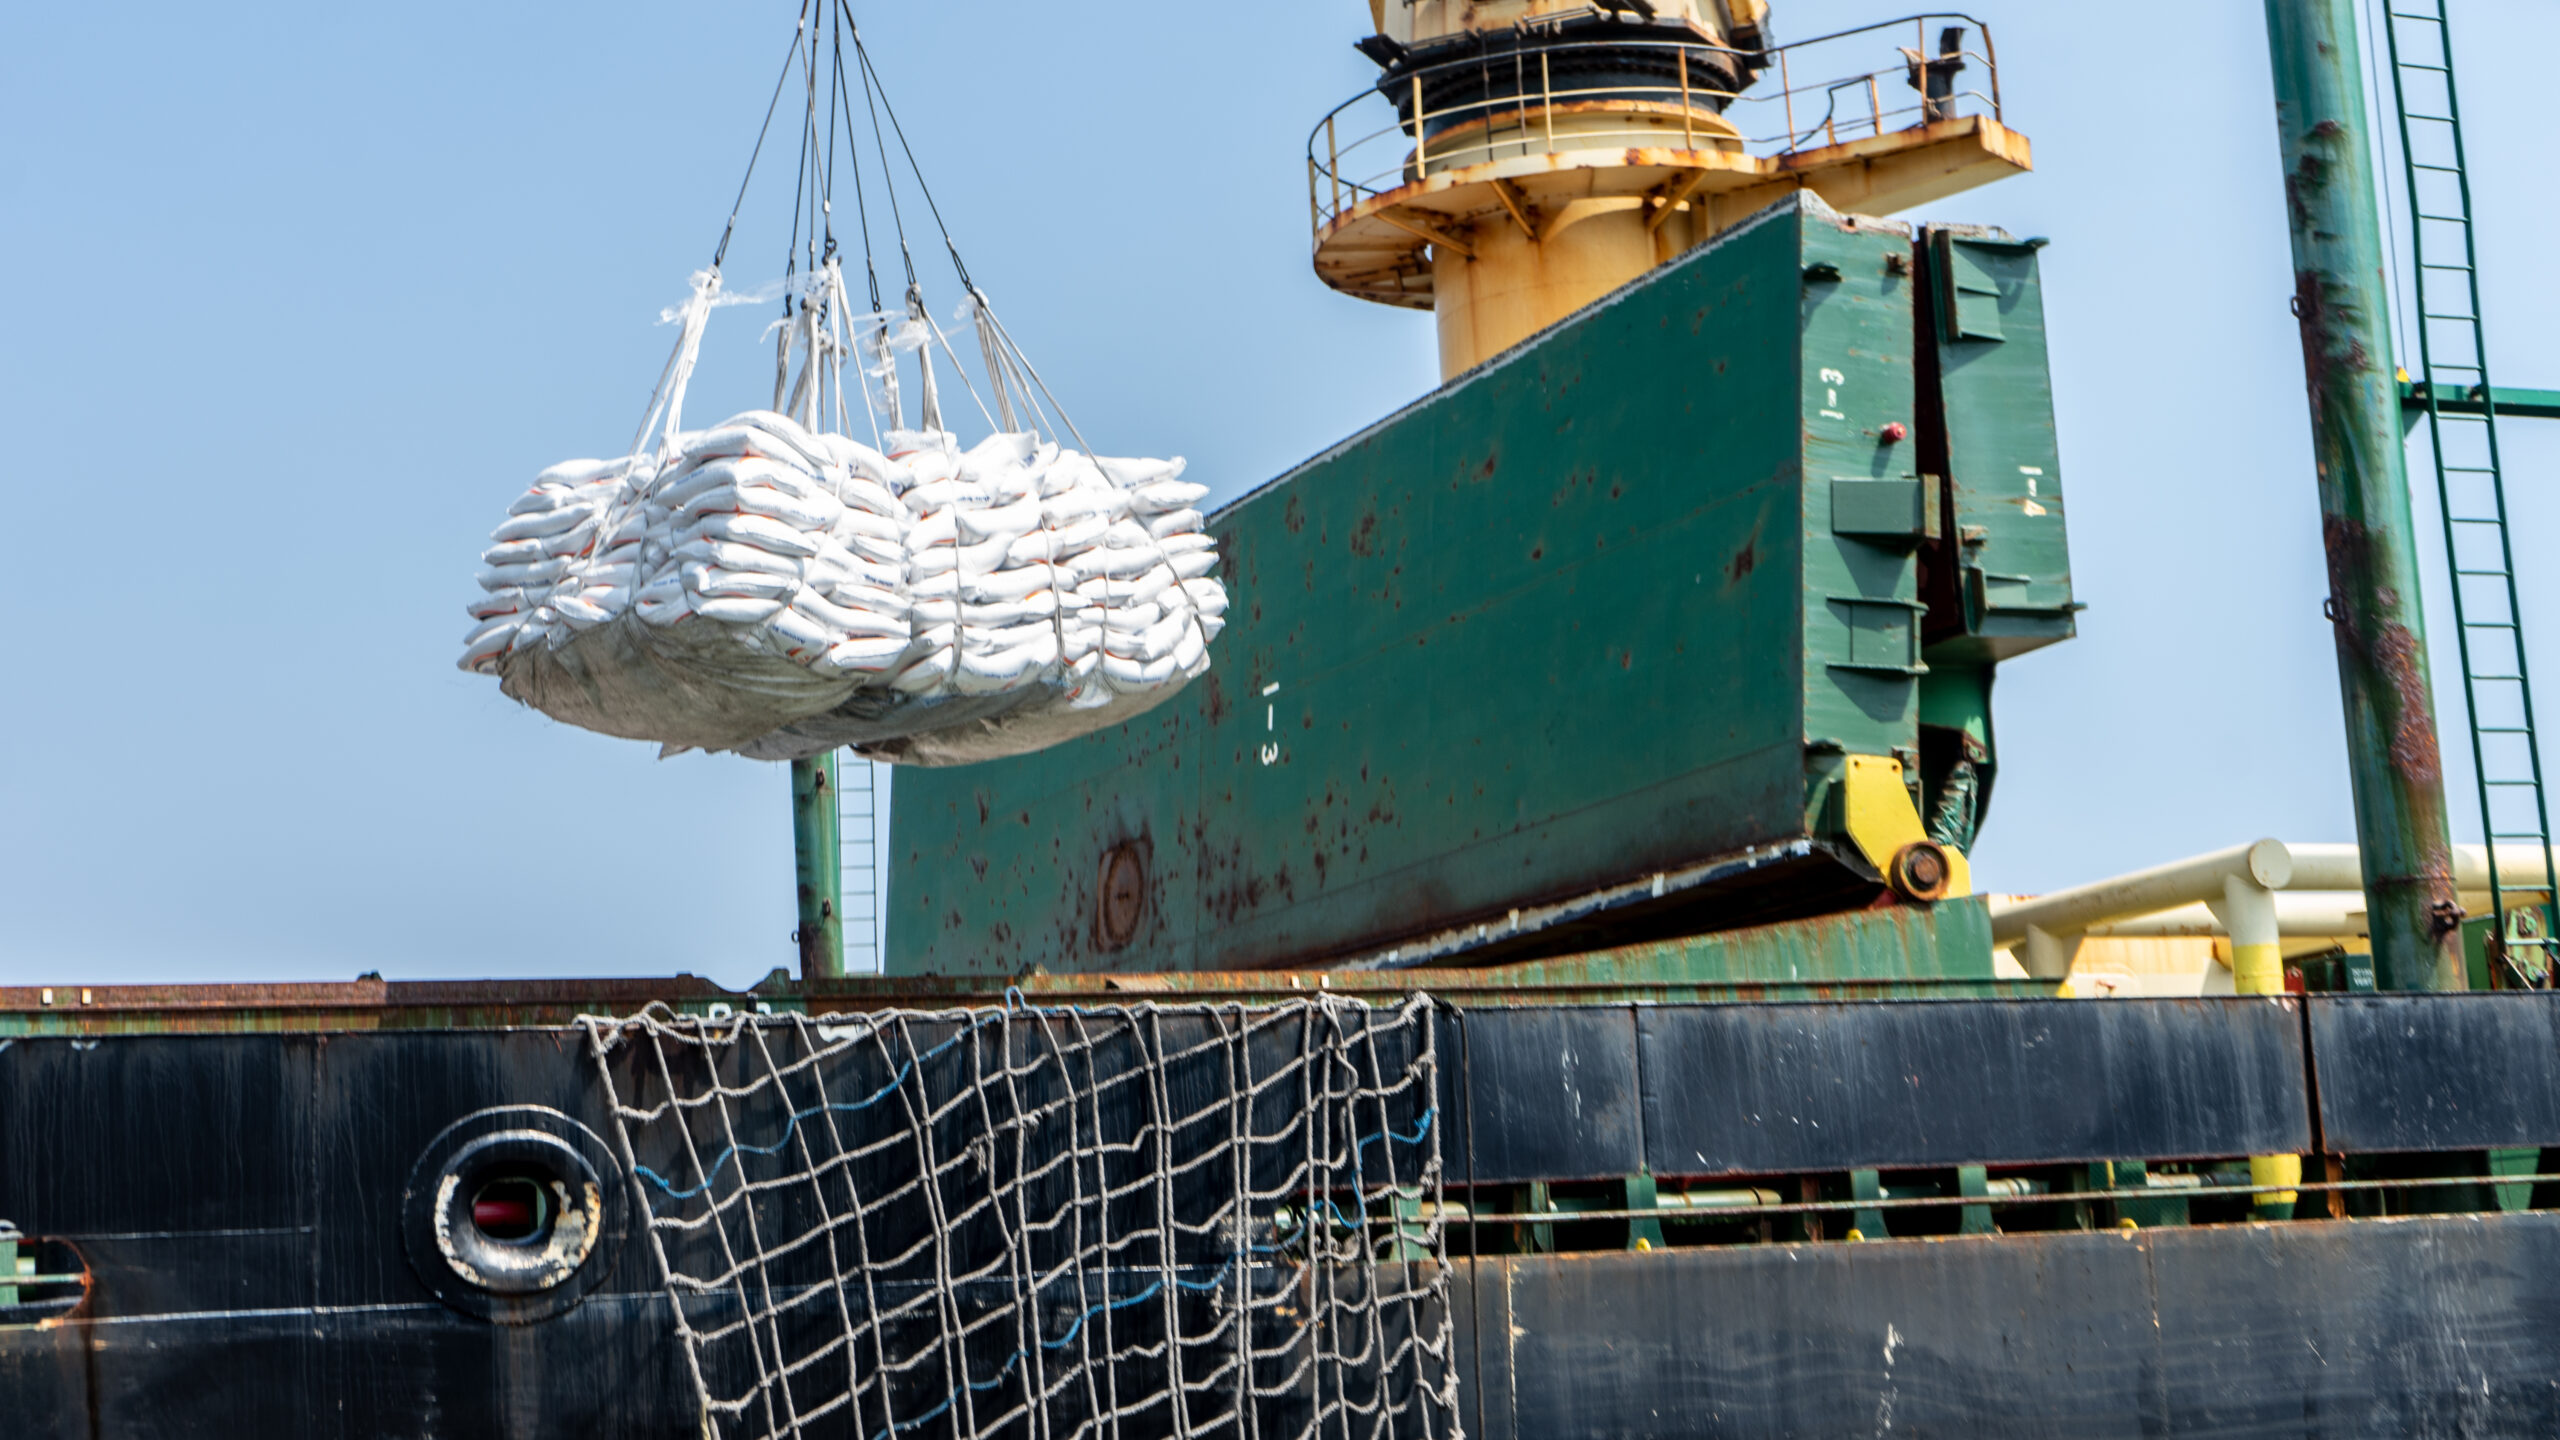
1314,3,2035,378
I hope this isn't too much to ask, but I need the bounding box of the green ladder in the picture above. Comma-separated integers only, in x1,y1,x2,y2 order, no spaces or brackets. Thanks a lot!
2383,0,2559,984
838,754,882,972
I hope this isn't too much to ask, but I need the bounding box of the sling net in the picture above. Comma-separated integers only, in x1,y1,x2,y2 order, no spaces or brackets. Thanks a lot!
582,995,1457,1440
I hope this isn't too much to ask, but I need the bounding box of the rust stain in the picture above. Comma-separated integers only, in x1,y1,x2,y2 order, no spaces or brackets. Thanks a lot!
2371,622,2443,784
1349,507,1380,558
1726,540,1757,583
1365,775,1401,828
2320,513,2460,936
2320,516,2445,788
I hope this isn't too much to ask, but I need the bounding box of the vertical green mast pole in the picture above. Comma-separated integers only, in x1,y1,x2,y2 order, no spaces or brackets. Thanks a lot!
792,754,844,980
2264,0,2464,991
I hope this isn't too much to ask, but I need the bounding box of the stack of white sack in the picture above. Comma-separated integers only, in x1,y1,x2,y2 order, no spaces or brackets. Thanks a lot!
461,409,1226,765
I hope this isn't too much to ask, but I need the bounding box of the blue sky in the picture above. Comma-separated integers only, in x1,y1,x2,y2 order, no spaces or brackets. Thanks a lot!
5,2,2558,986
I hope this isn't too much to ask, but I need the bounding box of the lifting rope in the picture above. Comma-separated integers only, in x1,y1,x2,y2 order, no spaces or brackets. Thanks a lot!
709,13,809,273
689,2,1071,449
468,2,1228,770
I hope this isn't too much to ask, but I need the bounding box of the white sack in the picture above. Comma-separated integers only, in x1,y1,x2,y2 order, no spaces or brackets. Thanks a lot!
463,402,1228,766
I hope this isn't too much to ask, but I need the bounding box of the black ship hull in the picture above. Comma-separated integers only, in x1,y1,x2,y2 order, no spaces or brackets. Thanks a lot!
10,991,2560,1436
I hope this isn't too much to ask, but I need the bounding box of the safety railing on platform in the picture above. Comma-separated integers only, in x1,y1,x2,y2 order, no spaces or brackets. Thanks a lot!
1308,13,2003,237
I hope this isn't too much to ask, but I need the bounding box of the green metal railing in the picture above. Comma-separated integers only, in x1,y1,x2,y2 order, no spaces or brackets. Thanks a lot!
2381,0,2559,985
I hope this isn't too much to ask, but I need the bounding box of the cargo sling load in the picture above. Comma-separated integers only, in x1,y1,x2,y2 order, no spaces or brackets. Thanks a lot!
456,12,1227,768
21,4,2560,1437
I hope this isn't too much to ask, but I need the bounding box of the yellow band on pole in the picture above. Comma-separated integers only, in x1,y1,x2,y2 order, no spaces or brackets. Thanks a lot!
2231,941,2285,996
2232,925,2298,1212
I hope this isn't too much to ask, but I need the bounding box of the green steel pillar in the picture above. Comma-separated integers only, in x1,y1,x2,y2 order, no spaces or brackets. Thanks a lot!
792,754,844,980
2264,0,2465,991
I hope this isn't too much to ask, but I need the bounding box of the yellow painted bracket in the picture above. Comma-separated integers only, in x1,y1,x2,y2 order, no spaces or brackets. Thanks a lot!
1841,755,1972,898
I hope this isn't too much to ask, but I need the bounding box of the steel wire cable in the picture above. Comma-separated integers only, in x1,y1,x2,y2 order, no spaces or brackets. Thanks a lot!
713,8,815,270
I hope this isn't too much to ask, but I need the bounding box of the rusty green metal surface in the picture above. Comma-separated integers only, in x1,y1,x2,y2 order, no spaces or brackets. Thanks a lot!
0,900,2031,1035
1908,224,2076,850
2400,381,2560,428
1401,892,2002,1000
791,753,844,979
888,194,2034,978
1916,227,2076,665
2265,0,2464,991
1797,208,1931,842
1917,661,1994,850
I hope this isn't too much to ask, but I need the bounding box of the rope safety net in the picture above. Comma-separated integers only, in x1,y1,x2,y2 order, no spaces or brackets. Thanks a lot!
582,996,1459,1440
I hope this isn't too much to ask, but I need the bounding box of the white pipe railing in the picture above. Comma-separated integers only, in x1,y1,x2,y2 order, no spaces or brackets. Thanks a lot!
1989,841,2560,979
2087,889,2543,941
1989,841,2290,953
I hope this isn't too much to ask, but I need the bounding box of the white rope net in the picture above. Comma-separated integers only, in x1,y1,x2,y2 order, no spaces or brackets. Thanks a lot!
582,996,1458,1440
